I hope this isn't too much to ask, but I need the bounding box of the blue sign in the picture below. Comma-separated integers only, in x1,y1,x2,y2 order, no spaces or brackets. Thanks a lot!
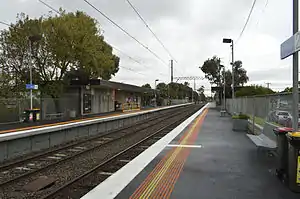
281,32,300,59
26,84,38,90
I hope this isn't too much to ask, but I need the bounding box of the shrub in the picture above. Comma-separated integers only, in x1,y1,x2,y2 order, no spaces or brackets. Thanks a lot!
232,114,249,120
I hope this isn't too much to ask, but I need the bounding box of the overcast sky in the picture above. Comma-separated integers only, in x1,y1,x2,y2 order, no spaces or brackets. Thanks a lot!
0,0,296,95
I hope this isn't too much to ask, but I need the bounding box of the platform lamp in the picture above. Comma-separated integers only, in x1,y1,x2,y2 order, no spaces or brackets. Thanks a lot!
155,79,159,107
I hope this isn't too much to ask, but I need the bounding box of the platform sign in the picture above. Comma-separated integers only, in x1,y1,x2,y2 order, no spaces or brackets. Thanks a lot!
26,84,38,90
281,31,300,59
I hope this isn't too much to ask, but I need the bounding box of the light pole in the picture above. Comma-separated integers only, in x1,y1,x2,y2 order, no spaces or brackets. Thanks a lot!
28,35,41,110
220,65,226,111
223,38,235,113
155,79,159,107
223,38,234,99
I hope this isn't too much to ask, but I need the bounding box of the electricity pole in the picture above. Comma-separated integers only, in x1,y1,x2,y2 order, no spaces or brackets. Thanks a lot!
171,60,174,83
231,40,235,99
292,0,299,131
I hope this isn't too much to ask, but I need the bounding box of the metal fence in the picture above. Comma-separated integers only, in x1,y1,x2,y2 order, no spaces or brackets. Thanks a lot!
226,93,296,128
0,96,80,124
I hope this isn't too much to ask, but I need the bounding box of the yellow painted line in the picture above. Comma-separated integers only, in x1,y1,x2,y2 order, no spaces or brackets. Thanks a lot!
138,111,206,198
0,108,156,135
297,156,300,184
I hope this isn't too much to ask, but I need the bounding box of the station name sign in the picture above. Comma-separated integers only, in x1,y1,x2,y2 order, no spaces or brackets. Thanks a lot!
281,31,300,59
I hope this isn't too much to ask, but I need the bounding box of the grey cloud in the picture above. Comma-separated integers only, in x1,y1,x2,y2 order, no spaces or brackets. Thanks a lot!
248,66,292,83
0,0,294,94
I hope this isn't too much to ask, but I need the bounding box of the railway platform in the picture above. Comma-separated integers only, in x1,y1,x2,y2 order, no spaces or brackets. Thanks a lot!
0,106,158,135
82,104,300,199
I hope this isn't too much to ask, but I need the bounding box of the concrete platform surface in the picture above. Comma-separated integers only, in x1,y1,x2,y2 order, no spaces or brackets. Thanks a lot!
114,109,299,199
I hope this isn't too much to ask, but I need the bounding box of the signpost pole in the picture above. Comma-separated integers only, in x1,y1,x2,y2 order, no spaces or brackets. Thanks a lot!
30,59,33,110
292,0,299,131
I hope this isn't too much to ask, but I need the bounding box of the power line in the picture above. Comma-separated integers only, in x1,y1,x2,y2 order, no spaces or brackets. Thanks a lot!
0,21,10,27
37,1,168,78
125,0,177,63
83,0,169,67
256,0,269,27
119,66,146,76
38,0,60,15
236,0,257,43
113,46,168,77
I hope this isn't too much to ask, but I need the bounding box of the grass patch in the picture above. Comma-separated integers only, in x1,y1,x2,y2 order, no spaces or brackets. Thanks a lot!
248,115,282,127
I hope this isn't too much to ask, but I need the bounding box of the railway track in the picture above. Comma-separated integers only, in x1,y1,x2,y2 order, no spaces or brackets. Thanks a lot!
0,105,189,186
0,105,202,199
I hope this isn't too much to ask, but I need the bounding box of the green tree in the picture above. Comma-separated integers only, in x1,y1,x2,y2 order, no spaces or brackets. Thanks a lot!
197,86,206,101
0,11,119,110
282,87,292,93
141,84,151,89
200,56,222,85
235,85,275,97
156,83,168,98
200,56,249,99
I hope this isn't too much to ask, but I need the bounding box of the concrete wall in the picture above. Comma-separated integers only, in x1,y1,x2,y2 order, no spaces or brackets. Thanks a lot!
0,103,192,163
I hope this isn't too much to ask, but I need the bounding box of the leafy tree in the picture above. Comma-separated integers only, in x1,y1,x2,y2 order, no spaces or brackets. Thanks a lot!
156,83,168,98
282,87,292,93
200,56,249,99
141,84,151,89
235,85,275,97
200,56,222,85
0,11,119,111
197,86,206,101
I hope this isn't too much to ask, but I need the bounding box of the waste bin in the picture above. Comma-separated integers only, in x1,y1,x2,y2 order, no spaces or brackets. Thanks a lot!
23,109,40,122
274,127,293,181
287,132,300,192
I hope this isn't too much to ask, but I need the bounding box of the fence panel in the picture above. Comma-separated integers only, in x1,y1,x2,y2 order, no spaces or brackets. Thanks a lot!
226,93,299,129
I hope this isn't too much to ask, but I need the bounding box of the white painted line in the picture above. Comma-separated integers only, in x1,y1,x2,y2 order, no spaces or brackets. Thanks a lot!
15,167,31,171
99,172,114,176
55,153,67,157
68,149,81,152
167,144,203,148
47,156,62,160
81,103,209,199
75,146,86,150
119,160,131,163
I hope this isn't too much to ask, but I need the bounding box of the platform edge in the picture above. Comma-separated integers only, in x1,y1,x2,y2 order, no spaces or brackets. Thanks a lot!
81,103,209,199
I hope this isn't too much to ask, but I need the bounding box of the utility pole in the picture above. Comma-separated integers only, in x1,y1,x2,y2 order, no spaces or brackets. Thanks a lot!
292,0,299,131
266,82,271,89
29,40,34,110
231,40,235,99
171,60,174,83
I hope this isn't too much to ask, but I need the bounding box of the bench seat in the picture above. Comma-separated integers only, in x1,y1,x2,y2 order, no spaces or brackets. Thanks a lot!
246,133,277,149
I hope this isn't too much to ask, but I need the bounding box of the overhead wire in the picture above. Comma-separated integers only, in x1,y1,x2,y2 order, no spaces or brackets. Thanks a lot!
83,0,169,68
255,0,269,27
38,0,61,15
0,21,11,27
119,66,147,76
125,0,177,63
37,0,169,79
236,0,257,43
